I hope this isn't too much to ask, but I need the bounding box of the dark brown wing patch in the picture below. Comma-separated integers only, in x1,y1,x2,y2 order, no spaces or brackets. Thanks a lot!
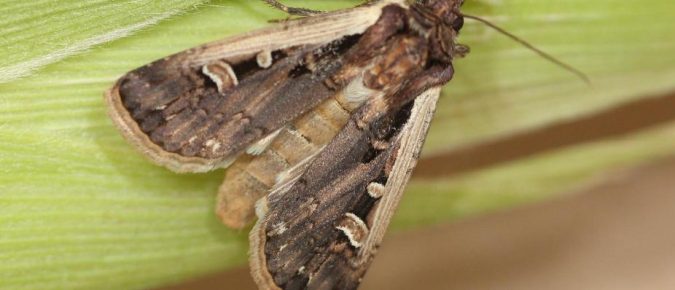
116,46,312,159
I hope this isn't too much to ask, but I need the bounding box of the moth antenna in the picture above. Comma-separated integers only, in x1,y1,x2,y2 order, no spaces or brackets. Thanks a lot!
461,13,590,84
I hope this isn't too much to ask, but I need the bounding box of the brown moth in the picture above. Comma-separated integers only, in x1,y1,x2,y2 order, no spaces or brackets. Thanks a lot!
106,0,464,289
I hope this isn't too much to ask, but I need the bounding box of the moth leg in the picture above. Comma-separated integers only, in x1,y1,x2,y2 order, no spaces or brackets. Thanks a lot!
358,0,381,6
261,0,323,17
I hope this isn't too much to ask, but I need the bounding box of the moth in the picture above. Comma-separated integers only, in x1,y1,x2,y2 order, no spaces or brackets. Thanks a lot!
105,0,582,289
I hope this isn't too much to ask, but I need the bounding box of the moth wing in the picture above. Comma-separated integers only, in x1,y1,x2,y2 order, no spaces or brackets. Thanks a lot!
250,87,440,290
104,2,393,173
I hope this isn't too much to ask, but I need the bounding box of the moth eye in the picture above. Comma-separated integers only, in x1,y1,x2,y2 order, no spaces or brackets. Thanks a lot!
452,16,464,31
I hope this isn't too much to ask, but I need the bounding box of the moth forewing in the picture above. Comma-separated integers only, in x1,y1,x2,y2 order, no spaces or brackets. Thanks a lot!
249,88,441,290
357,87,440,262
104,0,399,174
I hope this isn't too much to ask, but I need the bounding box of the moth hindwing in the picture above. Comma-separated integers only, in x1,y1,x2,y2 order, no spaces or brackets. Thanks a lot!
104,0,466,289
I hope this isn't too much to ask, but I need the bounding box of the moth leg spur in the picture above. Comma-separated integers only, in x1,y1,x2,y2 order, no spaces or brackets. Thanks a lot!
261,0,380,17
261,0,323,17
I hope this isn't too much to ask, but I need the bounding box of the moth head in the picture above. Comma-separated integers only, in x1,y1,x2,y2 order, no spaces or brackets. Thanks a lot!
414,0,464,28
414,0,469,60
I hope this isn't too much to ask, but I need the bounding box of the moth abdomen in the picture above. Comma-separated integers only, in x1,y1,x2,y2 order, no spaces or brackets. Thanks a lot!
216,80,377,229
